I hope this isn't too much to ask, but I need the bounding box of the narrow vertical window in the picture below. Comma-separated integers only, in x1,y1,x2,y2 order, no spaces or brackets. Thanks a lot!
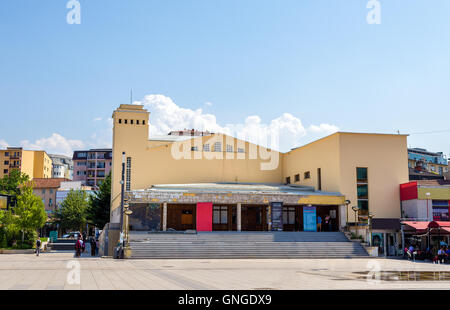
356,167,368,217
317,168,322,191
126,157,132,191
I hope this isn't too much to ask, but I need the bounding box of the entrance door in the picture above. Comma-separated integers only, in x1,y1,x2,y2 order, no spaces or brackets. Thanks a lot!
167,204,196,231
242,205,264,231
282,206,296,231
212,205,228,231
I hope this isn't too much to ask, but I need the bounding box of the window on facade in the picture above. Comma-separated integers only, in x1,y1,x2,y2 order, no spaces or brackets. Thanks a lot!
4,152,9,157
237,148,245,153
125,119,128,124
4,161,8,165
143,120,145,125
119,119,122,124
126,157,131,191
432,200,450,221
136,120,140,125
294,174,300,182
214,142,222,152
317,168,322,191
304,171,311,179
203,144,210,152
213,206,228,224
286,177,291,184
226,144,233,152
283,207,296,225
357,167,368,183
191,146,198,151
131,120,134,124
3,169,7,174
356,167,368,216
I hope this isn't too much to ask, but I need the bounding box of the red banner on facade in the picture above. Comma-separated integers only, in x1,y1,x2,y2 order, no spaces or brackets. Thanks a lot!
196,202,213,231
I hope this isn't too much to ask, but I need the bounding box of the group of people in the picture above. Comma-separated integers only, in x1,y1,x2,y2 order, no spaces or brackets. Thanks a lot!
405,243,450,264
317,215,332,232
75,233,99,258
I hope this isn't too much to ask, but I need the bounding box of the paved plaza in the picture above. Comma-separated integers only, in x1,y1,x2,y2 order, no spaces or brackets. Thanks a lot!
1,252,450,290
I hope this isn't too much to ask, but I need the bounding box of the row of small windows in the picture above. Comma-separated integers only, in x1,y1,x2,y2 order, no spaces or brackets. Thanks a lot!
118,119,146,125
286,168,321,191
191,143,245,153
287,171,311,184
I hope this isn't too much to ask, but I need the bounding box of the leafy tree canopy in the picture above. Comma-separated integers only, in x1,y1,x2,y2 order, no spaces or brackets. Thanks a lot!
53,189,89,232
86,173,111,229
14,184,47,232
0,170,30,197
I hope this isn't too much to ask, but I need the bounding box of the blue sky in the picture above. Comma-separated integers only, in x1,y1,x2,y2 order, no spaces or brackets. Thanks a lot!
0,1,449,156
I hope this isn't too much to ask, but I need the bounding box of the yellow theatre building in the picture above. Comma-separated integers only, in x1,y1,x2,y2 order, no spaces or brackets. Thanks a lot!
108,104,409,251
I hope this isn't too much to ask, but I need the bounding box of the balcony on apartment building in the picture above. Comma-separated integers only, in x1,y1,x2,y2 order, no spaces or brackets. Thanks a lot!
9,153,21,160
9,162,20,168
96,162,106,169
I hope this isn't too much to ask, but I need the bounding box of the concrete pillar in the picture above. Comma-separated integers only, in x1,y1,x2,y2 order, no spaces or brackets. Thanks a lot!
237,203,242,232
383,232,387,257
401,225,405,256
163,202,167,231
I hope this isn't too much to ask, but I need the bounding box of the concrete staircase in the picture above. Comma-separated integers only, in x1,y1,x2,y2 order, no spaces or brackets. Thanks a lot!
127,232,369,259
48,239,76,251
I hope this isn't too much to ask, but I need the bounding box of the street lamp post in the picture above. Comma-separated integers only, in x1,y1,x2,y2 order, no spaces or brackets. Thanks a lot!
426,192,431,221
345,200,351,231
120,152,125,237
352,206,359,239
368,212,374,247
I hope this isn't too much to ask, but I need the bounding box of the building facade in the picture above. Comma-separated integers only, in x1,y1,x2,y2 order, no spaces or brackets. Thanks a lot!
32,178,70,214
400,180,450,221
55,181,94,208
108,104,409,253
0,147,52,179
49,154,73,180
73,149,112,188
408,148,448,180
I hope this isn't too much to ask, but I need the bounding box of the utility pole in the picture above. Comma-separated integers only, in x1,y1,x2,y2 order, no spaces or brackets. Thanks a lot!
120,152,125,237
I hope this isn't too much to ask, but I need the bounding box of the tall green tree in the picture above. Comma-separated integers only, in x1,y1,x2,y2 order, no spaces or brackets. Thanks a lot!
86,173,111,229
0,170,30,196
14,184,46,243
53,190,89,232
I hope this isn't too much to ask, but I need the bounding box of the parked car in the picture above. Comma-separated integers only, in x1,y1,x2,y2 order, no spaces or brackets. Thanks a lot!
62,231,81,239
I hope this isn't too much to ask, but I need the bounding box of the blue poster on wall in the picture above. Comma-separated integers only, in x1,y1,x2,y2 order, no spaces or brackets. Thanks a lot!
303,206,317,232
270,202,283,231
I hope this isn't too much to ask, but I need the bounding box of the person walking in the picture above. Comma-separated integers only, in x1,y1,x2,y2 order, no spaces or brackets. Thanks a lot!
90,237,96,256
75,236,82,257
95,239,99,256
35,237,41,256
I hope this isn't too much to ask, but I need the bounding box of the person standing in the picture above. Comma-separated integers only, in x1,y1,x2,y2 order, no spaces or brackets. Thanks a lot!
325,215,331,231
317,216,322,232
35,237,41,256
75,236,82,257
95,239,99,256
90,237,96,256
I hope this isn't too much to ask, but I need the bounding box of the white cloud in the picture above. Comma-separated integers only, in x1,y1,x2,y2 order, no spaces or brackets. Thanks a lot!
205,101,213,107
135,94,339,152
0,139,9,149
93,117,102,121
20,133,85,156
